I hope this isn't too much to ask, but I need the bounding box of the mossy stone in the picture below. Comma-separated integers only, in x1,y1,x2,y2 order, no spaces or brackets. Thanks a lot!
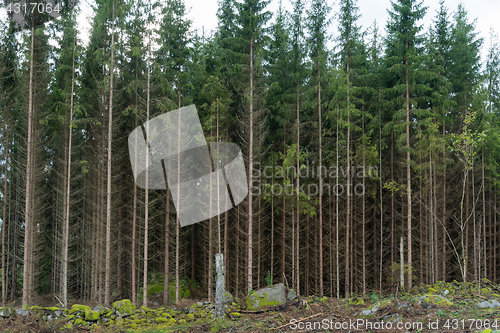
419,294,453,306
112,299,136,316
179,319,187,324
428,287,438,294
69,304,91,315
140,305,151,313
75,318,86,326
245,284,287,310
360,300,392,318
349,298,365,306
86,310,100,321
231,312,241,318
186,313,195,320
156,317,169,323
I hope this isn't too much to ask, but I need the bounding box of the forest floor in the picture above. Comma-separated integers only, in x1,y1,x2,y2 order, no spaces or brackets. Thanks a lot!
2,280,500,332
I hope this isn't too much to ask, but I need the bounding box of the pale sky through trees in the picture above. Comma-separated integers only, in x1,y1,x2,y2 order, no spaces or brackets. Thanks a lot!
1,0,498,60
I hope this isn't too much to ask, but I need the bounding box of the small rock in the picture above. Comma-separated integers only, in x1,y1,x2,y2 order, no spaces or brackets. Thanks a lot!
93,304,106,313
152,301,159,306
197,302,203,307
477,300,500,309
396,302,412,309
246,283,287,310
381,313,402,323
203,301,210,305
54,310,65,318
15,308,29,317
223,291,234,304
287,289,297,301
0,307,13,317
359,300,392,318
418,294,453,307
112,299,136,317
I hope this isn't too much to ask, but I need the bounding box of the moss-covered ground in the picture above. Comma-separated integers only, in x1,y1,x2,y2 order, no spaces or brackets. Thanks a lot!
3,280,500,332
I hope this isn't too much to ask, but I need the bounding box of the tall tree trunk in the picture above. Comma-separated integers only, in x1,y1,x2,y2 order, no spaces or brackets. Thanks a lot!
104,0,116,306
345,62,351,298
131,115,138,305
164,191,170,305
318,51,323,297
61,40,76,308
22,19,35,307
175,80,181,304
142,37,152,307
336,103,340,299
405,45,412,290
362,115,366,295
2,116,9,306
442,124,447,280
247,36,254,295
378,89,383,292
281,139,286,284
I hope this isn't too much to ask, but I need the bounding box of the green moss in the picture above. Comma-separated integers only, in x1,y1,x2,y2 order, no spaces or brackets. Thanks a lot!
420,294,453,306
349,298,365,306
86,310,100,321
140,305,151,313
148,283,164,296
360,299,392,318
428,287,438,294
184,288,191,298
186,313,195,320
112,299,136,316
63,323,73,330
75,318,86,326
179,319,187,324
156,317,169,323
481,288,492,296
231,312,241,318
246,290,284,310
69,304,91,315
45,307,61,312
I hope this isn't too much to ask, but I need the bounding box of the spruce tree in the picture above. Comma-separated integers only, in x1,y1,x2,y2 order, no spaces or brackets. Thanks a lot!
448,4,482,120
234,0,271,294
485,28,500,114
334,0,367,297
384,0,428,290
0,19,18,306
48,3,81,308
156,0,192,303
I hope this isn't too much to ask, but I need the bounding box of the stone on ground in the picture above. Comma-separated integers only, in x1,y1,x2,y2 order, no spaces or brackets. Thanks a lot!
245,283,287,310
477,300,500,309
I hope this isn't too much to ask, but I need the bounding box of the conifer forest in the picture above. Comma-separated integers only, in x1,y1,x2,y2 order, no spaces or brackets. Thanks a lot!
1,0,500,310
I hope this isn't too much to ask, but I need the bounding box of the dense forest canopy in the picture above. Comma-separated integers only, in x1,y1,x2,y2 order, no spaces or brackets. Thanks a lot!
0,0,499,307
